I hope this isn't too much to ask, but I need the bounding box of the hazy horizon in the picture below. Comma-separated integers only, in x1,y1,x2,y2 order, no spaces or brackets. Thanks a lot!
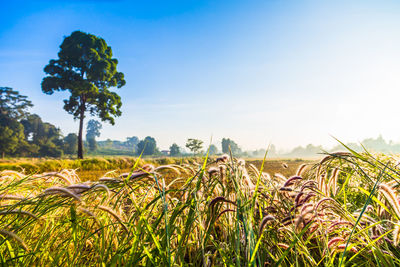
2,0,400,151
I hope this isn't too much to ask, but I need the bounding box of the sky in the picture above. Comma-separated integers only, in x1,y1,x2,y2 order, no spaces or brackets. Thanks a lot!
1,0,400,151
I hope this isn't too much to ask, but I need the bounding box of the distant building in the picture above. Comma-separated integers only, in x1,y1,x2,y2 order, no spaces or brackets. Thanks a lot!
161,150,170,156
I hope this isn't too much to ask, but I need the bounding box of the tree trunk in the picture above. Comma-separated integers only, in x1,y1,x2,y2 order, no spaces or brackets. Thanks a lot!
77,98,85,159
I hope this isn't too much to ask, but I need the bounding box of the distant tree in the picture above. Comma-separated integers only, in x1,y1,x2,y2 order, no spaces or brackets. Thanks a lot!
21,114,64,157
169,143,180,156
86,119,102,152
0,87,33,158
208,144,218,155
0,117,25,158
0,87,33,120
41,31,126,159
186,139,203,155
136,136,158,155
221,138,241,154
125,136,139,152
64,133,78,155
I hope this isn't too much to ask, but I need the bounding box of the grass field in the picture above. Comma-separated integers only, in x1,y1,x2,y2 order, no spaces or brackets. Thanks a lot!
0,157,312,181
1,151,400,266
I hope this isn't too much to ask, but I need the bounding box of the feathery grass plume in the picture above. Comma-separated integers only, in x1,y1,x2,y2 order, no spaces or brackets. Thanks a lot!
299,193,317,204
335,244,358,253
67,184,91,190
141,164,155,172
0,170,25,179
248,163,261,176
0,209,39,220
277,243,290,249
300,180,317,191
216,154,229,163
315,197,336,212
274,173,287,183
42,187,82,202
296,164,308,176
207,167,219,176
282,215,295,226
41,172,73,185
99,177,120,182
67,183,91,194
279,187,293,192
378,183,400,219
327,221,354,232
237,158,245,167
283,176,303,187
258,215,276,235
0,194,25,201
327,168,339,196
294,192,305,205
91,184,110,196
155,165,181,175
97,205,128,233
216,209,236,221
393,222,400,246
209,196,236,213
218,164,226,183
319,152,351,165
0,229,29,251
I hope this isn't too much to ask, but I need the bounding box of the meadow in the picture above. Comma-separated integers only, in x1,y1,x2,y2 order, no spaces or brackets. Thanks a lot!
0,150,399,266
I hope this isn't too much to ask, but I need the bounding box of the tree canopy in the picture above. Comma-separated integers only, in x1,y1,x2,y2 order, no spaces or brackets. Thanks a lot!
0,87,32,158
221,138,241,155
0,87,33,120
86,119,102,152
41,30,126,158
137,136,158,156
186,139,203,155
169,143,180,156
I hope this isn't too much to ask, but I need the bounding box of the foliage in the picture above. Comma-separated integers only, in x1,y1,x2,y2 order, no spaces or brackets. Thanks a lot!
86,119,102,152
208,144,218,155
125,136,139,152
136,136,158,155
0,88,33,158
0,116,26,158
169,143,180,156
0,87,33,120
185,138,203,155
221,138,241,154
64,133,78,155
41,30,126,158
20,114,64,157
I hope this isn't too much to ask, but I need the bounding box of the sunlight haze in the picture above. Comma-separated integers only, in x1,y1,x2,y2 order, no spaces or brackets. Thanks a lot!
1,0,400,150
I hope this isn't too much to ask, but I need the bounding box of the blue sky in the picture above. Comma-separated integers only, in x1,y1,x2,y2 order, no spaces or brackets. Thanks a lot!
2,0,400,151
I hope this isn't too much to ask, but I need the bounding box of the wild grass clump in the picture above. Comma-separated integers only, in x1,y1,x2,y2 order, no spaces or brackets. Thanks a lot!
1,149,400,266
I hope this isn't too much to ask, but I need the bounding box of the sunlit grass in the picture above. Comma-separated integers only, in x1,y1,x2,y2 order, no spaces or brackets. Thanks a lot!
0,150,399,265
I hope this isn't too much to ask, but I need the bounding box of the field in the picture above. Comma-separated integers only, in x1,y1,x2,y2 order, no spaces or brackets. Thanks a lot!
1,151,400,266
0,157,311,181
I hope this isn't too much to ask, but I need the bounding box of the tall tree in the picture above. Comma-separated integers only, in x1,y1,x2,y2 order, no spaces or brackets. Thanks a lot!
169,143,180,156
136,136,158,156
0,87,33,120
0,87,33,158
86,119,102,152
186,139,203,155
64,133,78,155
221,138,241,154
125,136,139,152
208,144,218,155
41,31,126,159
21,114,64,157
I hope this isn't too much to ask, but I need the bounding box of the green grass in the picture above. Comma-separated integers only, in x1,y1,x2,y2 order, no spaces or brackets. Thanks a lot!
0,151,399,266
